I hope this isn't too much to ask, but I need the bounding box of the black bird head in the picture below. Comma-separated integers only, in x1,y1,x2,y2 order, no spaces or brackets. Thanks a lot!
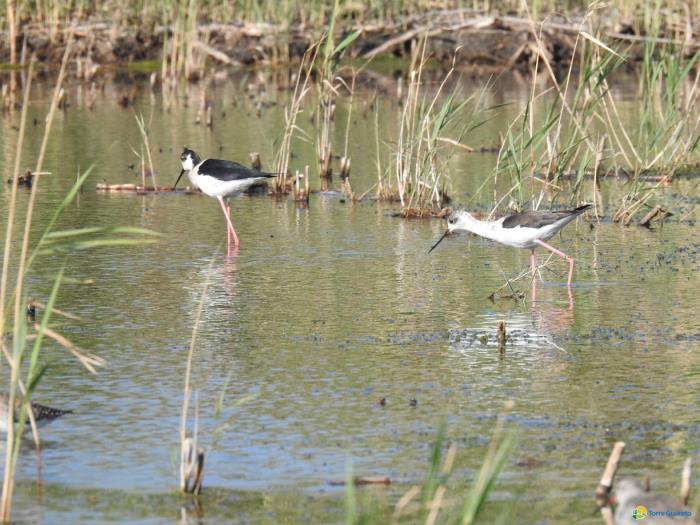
174,147,201,190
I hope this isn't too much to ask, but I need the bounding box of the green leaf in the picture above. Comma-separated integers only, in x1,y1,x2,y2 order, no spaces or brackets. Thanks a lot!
333,30,361,57
39,237,159,254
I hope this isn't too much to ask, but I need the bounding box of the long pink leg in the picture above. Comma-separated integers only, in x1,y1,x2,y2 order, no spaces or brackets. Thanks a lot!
217,197,240,253
534,239,575,287
225,204,232,249
220,200,231,255
530,250,537,303
227,205,239,248
224,203,237,250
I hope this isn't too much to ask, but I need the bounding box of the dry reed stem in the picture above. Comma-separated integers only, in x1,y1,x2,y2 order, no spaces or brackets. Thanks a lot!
274,44,318,192
425,441,457,525
0,67,33,519
521,4,599,159
392,485,421,521
37,325,105,373
0,343,40,448
7,0,17,102
426,486,447,525
342,73,356,159
135,113,157,188
0,62,40,507
30,300,82,321
13,39,73,355
0,61,33,339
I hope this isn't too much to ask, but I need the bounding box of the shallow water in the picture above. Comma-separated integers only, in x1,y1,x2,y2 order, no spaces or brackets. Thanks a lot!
1,70,700,524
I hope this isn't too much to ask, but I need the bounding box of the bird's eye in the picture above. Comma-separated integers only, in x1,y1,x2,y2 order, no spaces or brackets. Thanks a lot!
449,217,456,224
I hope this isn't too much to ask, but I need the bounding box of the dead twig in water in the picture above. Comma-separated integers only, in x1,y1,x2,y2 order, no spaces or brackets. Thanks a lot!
596,441,625,525
681,458,692,506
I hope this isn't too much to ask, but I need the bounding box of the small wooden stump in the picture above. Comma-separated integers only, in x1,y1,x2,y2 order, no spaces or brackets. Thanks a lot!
596,441,625,525
681,457,692,505
249,152,262,171
497,321,506,354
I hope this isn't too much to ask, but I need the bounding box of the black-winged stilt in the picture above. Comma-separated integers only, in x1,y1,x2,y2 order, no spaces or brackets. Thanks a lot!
174,148,277,255
0,393,72,433
429,204,591,287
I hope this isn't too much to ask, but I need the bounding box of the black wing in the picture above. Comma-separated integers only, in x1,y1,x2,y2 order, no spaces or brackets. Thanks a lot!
199,159,276,181
502,204,591,229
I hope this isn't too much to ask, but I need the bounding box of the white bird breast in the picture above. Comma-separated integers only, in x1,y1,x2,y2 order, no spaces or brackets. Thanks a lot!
493,222,562,249
195,174,266,198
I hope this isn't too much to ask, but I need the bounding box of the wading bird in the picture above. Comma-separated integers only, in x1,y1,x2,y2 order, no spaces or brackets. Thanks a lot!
0,393,72,433
429,204,591,287
174,148,278,255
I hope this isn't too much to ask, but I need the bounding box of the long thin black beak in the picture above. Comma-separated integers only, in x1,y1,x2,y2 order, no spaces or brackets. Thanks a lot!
173,169,185,190
428,229,450,254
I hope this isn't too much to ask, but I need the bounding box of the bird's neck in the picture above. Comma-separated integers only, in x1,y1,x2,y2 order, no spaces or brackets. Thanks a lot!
459,213,496,238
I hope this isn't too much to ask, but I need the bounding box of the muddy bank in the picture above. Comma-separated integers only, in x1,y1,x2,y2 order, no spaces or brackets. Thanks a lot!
4,9,696,73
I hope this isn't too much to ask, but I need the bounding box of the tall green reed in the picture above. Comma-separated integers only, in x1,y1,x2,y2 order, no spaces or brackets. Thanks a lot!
315,0,360,184
391,39,492,215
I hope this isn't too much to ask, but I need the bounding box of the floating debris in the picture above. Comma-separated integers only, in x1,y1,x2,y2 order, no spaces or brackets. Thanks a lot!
449,327,552,349
96,183,199,193
639,205,673,228
329,476,391,487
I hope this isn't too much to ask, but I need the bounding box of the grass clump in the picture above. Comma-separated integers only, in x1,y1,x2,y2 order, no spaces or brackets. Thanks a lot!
387,39,496,217
345,404,514,524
